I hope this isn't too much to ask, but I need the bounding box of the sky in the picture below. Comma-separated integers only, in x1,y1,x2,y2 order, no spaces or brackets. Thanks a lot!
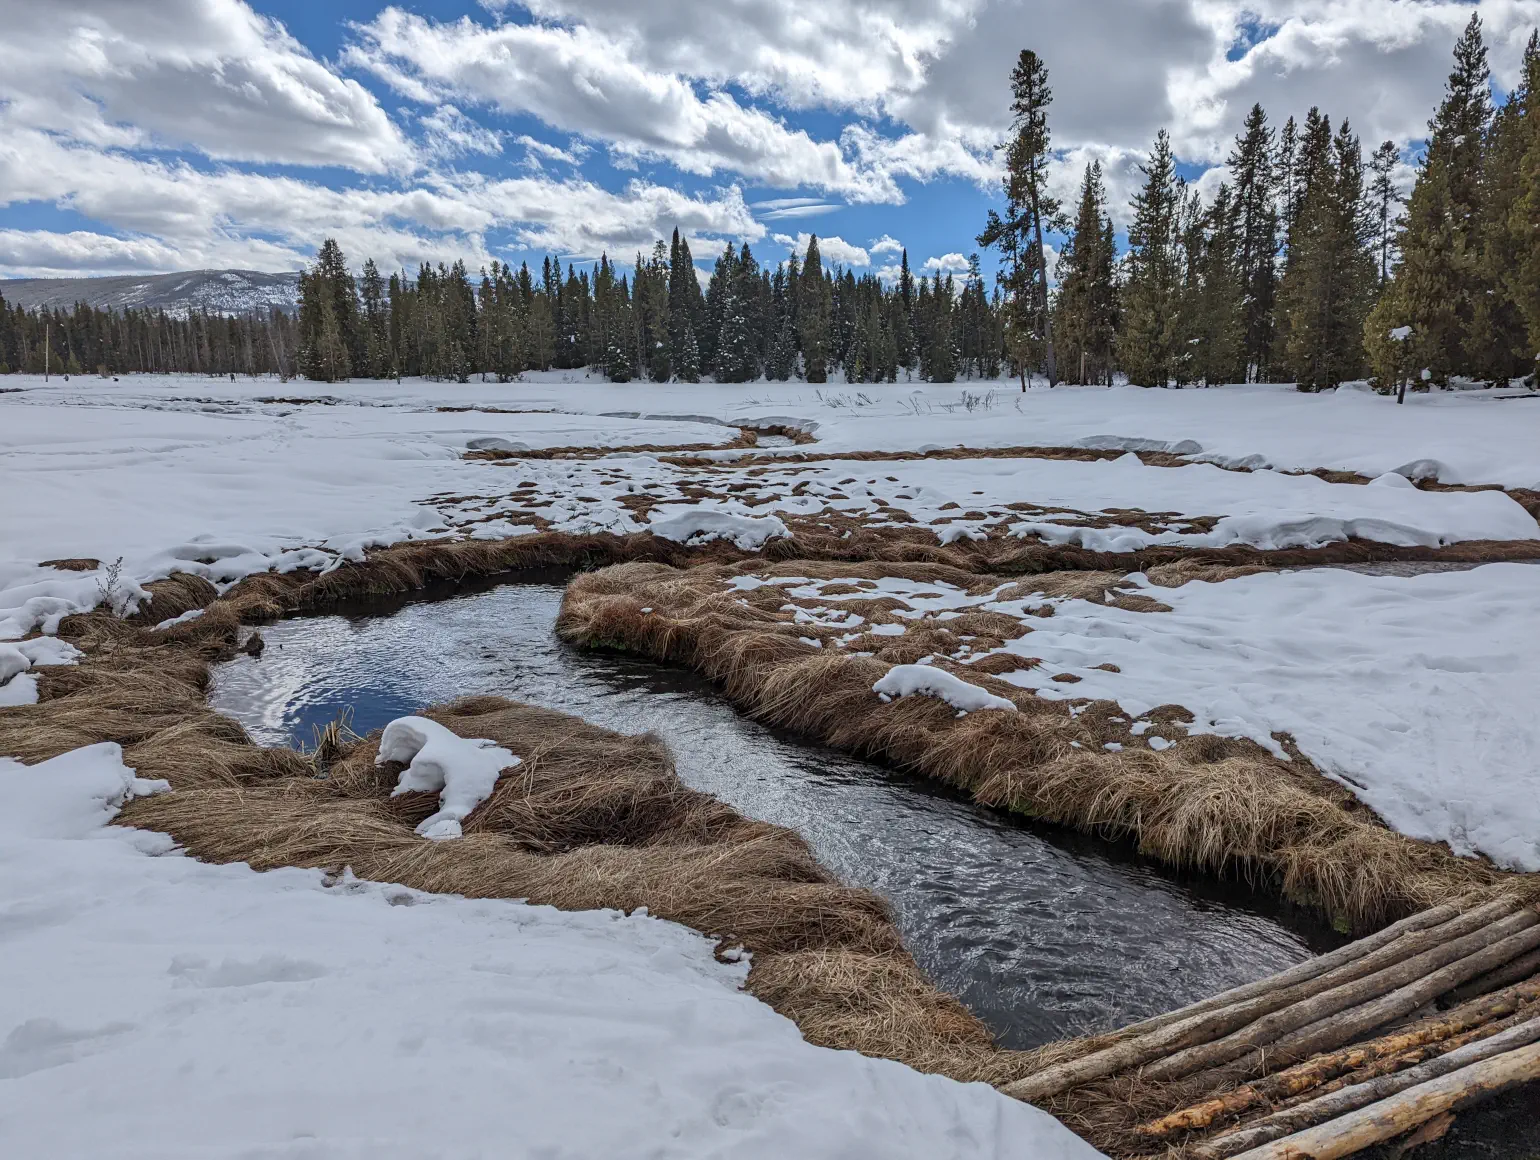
2,0,1538,285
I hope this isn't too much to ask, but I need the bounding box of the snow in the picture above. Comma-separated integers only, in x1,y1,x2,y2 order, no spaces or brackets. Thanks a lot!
732,564,1540,871
649,502,790,549
0,741,1102,1159
874,664,1019,715
979,564,1540,870
379,715,520,840
0,634,82,704
3,374,1536,639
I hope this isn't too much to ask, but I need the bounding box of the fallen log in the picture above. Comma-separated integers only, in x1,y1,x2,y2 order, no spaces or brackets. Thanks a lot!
1140,906,1539,1083
1003,899,1518,1104
1135,979,1540,1138
1195,1016,1540,1157
1250,919,1540,1074
1093,902,1466,1045
1221,1039,1540,1160
1440,946,1540,1007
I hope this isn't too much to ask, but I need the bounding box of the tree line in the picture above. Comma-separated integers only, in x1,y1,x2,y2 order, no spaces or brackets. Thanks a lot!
292,231,1003,385
2,15,1535,394
0,295,299,378
992,16,1540,396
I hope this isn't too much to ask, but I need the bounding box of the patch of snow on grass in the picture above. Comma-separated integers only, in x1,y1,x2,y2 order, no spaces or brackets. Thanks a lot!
649,503,789,549
985,564,1540,870
379,716,520,840
874,665,1018,714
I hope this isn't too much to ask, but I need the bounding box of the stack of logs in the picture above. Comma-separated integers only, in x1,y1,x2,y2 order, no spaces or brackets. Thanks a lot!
1007,894,1540,1159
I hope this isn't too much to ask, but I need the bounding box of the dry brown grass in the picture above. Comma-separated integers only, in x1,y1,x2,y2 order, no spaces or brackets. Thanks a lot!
557,561,1506,933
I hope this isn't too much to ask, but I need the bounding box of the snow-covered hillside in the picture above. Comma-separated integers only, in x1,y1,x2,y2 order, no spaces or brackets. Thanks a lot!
0,270,300,317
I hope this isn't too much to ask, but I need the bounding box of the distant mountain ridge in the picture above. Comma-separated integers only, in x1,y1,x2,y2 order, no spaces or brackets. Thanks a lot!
0,269,301,317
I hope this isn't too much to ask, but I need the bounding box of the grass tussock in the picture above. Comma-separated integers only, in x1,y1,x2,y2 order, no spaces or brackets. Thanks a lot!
557,561,1506,932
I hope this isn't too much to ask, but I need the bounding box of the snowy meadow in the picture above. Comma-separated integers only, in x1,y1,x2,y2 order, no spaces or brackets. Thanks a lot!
3,369,1539,1157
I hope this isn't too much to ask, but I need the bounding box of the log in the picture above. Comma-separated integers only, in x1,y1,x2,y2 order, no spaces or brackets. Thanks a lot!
1140,907,1539,1083
1195,1015,1540,1158
1441,946,1540,1007
1003,900,1518,1103
1256,920,1540,1072
1222,1039,1540,1160
1093,902,1467,1044
1134,981,1540,1138
1270,1003,1540,1114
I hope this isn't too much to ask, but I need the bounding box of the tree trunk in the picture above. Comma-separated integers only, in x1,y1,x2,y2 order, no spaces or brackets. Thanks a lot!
1137,985,1540,1138
1195,1016,1540,1157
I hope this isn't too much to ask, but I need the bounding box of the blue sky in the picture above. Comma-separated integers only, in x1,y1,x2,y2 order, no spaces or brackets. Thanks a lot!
0,0,1534,284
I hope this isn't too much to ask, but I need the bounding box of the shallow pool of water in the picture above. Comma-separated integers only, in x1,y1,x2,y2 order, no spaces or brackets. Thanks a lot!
210,574,1345,1050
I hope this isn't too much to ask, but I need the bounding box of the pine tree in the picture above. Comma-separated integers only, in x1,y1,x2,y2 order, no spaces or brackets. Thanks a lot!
1228,104,1279,379
1279,117,1376,390
313,239,362,374
359,259,389,378
797,237,831,382
1382,13,1493,385
1367,141,1402,285
1119,131,1184,386
1190,184,1248,385
1053,162,1118,384
977,49,1063,388
1470,31,1538,383
298,253,352,382
1511,34,1540,379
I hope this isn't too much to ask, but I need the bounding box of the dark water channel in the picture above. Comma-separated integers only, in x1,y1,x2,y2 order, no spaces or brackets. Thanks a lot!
210,573,1345,1051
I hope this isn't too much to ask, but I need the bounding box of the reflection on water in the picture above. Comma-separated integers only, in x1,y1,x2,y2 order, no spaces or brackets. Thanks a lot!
211,576,1345,1050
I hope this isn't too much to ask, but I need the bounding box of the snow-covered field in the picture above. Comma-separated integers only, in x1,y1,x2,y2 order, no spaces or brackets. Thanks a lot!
0,743,1098,1159
2,371,1538,1153
451,451,1536,553
2,373,1536,640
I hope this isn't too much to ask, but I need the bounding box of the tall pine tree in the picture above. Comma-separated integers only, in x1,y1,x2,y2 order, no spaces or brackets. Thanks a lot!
1053,162,1118,384
978,49,1062,388
1119,131,1184,387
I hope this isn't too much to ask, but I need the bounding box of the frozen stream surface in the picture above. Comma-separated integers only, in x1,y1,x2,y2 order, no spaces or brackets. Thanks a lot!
210,574,1344,1049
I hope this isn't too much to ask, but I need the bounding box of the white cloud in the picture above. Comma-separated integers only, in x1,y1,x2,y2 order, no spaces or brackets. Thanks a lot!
773,233,871,268
922,252,971,276
0,122,763,275
344,9,907,202
869,234,905,255
420,105,502,160
0,0,412,173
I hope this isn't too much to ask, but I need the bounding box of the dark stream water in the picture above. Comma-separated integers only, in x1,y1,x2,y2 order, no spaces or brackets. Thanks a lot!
209,572,1344,1051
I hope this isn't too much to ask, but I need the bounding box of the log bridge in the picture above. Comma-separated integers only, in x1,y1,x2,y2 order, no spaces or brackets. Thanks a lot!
1011,894,1540,1159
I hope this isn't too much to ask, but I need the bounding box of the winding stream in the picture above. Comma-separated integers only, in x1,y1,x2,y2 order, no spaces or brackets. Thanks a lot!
209,572,1345,1050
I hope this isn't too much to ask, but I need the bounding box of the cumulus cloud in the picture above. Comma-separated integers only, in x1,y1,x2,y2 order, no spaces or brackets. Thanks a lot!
9,0,1539,278
344,8,907,201
0,0,412,172
922,252,971,276
771,232,871,268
